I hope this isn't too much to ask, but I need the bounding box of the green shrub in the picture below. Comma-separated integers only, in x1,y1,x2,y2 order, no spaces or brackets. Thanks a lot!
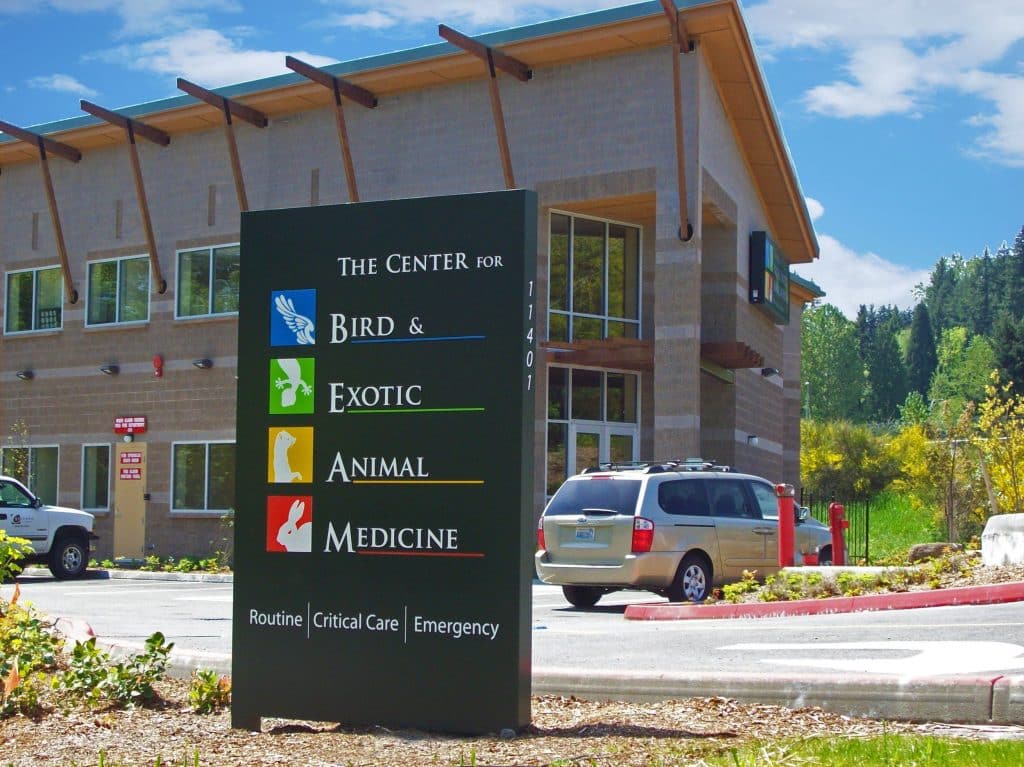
56,632,173,708
0,599,63,717
0,530,34,581
188,668,231,713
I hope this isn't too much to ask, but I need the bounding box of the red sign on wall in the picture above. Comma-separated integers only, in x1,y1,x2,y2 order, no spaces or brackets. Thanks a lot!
114,416,147,434
120,452,143,465
119,467,142,480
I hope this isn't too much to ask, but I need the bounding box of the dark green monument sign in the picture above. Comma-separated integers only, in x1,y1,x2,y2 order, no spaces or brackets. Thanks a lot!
232,190,537,733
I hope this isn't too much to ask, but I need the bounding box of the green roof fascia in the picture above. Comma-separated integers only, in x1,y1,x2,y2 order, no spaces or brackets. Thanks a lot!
790,270,825,298
2,1,704,144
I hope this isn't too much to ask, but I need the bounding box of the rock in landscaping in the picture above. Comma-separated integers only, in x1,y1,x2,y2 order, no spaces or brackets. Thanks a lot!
907,543,964,563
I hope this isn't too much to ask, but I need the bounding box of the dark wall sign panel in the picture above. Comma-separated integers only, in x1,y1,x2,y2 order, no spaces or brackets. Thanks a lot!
232,190,538,734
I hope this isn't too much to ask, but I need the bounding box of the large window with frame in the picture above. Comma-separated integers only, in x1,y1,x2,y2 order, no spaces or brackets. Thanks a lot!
0,446,59,505
549,212,640,342
546,366,639,495
81,444,111,512
86,255,150,326
171,442,235,513
5,266,63,333
177,244,240,318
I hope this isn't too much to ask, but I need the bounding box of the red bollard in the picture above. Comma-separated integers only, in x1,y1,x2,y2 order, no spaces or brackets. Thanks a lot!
828,502,849,566
776,484,795,568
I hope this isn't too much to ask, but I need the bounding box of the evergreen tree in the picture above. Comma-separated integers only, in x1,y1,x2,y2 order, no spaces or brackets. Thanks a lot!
865,319,908,421
905,303,938,397
1009,227,1024,320
994,312,1024,395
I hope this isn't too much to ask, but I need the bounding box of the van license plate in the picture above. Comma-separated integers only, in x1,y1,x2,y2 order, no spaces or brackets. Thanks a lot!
575,527,595,541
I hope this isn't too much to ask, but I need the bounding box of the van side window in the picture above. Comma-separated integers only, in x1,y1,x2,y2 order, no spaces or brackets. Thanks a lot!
707,479,757,518
658,479,710,516
749,481,778,518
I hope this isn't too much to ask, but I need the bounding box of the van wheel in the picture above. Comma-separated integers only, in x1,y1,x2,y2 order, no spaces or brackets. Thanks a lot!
667,554,711,602
562,585,602,608
49,536,88,580
818,546,833,566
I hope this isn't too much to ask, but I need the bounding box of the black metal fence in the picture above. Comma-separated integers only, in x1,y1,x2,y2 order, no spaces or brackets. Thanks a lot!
799,491,872,565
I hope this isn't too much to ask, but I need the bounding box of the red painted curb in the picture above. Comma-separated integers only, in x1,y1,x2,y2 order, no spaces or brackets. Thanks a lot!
624,581,1024,621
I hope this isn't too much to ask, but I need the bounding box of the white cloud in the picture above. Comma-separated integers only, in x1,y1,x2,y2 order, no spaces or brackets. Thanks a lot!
27,73,98,98
804,196,824,223
93,29,335,87
4,0,241,37
746,0,1024,165
325,10,396,30
797,233,929,318
318,0,626,31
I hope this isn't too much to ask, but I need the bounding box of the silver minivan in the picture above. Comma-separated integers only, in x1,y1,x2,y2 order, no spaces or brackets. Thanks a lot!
534,462,834,607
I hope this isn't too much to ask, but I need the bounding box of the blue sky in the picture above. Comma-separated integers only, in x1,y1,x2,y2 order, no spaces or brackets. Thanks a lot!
2,0,1023,317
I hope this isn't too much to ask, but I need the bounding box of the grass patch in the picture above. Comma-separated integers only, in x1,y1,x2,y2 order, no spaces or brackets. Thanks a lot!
701,734,1024,766
868,490,941,562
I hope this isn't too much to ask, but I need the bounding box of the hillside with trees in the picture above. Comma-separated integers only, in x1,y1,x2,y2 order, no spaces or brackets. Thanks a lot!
799,225,1024,545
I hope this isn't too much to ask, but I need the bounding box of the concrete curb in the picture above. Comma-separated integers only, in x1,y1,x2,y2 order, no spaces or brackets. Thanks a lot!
532,668,1022,724
20,567,234,583
625,581,1024,621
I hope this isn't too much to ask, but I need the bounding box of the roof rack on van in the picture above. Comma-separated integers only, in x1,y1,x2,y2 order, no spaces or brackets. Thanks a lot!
581,458,733,475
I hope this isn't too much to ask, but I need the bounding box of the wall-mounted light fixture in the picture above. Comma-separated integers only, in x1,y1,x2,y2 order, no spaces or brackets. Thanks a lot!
761,367,781,378
99,364,119,376
746,434,759,447
15,369,34,381
192,358,213,369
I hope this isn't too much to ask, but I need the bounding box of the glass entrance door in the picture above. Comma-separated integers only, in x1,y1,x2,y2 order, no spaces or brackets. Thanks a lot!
568,423,638,475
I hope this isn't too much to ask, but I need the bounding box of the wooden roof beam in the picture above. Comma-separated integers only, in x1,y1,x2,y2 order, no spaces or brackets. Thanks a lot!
659,0,694,242
177,78,268,212
80,100,169,294
659,0,695,53
0,120,81,304
286,56,378,203
439,24,531,189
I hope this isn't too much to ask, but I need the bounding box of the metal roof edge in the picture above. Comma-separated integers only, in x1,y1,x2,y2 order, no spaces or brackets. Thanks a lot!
790,270,825,298
4,0,719,143
734,0,819,260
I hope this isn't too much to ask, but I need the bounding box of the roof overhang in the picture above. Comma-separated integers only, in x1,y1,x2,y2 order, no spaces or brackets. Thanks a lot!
0,1,817,263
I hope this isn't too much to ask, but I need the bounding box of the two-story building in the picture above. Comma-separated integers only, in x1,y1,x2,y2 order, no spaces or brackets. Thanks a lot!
0,0,820,559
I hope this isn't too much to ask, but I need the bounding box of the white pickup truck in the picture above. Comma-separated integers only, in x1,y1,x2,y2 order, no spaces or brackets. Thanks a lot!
0,475,96,579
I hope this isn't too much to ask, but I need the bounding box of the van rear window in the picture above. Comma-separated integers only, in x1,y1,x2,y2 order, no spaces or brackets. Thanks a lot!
544,479,641,516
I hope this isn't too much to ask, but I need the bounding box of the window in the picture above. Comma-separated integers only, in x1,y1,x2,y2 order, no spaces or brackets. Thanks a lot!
172,442,235,513
82,445,111,512
707,479,758,519
0,446,58,505
549,212,640,342
87,255,150,326
749,481,778,519
658,479,710,516
546,366,640,495
177,244,240,318
5,267,62,333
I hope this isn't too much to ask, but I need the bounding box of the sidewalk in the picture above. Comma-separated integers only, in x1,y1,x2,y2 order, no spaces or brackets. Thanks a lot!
29,567,1024,726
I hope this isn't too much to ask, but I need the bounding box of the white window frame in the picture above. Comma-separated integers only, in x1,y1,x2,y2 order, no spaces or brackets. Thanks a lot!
4,265,64,335
85,254,151,327
547,209,643,342
0,444,60,505
545,364,642,496
170,440,235,516
174,242,241,320
81,443,111,514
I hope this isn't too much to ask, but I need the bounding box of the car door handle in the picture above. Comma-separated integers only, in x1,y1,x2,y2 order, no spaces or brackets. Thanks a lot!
753,527,775,535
